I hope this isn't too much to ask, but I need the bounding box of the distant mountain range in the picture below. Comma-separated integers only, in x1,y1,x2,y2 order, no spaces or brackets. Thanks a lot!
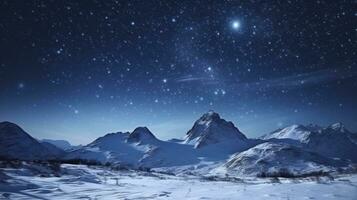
41,139,74,150
1,111,356,177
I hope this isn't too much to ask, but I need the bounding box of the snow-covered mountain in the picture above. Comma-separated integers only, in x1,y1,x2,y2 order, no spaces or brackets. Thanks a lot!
261,123,357,162
214,142,347,177
183,111,252,153
41,139,73,150
0,121,64,160
65,112,258,169
46,111,353,172
126,127,160,144
260,124,314,142
65,131,145,166
65,126,203,169
1,113,356,177
305,123,357,162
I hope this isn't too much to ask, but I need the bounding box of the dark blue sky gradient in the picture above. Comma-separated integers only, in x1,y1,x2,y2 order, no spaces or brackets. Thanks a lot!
0,0,356,144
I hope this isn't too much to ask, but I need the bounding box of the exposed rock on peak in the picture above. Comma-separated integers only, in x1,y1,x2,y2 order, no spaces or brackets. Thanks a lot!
127,127,158,144
184,111,247,149
327,122,347,132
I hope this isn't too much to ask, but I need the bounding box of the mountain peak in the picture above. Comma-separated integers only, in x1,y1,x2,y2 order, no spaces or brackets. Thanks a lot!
184,112,247,148
90,131,129,145
127,127,158,143
0,121,30,138
289,124,307,130
196,111,233,127
198,110,222,123
0,121,21,129
0,121,64,160
328,122,346,132
200,110,220,120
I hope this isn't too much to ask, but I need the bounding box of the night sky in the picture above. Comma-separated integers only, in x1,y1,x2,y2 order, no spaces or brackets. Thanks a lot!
0,0,356,144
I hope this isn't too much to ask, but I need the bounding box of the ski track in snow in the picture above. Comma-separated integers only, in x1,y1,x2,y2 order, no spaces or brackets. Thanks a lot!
1,164,357,200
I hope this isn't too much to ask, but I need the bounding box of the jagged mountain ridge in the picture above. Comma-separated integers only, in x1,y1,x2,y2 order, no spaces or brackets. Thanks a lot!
261,122,357,162
65,111,257,168
1,111,356,176
260,124,314,142
64,128,202,168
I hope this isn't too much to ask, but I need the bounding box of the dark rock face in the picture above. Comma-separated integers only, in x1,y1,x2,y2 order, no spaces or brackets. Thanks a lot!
0,121,64,160
127,127,158,144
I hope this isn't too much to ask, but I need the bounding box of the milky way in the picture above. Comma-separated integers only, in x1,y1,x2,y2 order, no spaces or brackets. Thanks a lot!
0,0,356,144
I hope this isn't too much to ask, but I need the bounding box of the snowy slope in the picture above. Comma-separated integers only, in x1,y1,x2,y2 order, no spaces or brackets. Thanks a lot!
65,128,205,170
260,123,357,162
260,124,314,142
305,123,357,162
214,142,347,177
65,131,147,166
0,121,64,160
65,127,197,168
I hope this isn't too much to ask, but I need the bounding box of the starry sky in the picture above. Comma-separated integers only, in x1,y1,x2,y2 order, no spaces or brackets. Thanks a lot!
0,0,356,145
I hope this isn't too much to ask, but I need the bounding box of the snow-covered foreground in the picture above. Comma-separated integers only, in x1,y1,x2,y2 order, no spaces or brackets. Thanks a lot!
1,164,357,200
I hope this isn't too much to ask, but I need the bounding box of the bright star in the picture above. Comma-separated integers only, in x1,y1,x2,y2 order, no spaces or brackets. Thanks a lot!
231,20,241,30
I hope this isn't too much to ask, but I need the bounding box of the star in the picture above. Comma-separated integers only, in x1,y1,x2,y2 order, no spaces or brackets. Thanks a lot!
18,83,25,89
231,20,241,30
0,0,355,148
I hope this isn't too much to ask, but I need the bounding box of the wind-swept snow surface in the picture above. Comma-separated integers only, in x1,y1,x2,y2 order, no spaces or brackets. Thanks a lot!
0,164,356,200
